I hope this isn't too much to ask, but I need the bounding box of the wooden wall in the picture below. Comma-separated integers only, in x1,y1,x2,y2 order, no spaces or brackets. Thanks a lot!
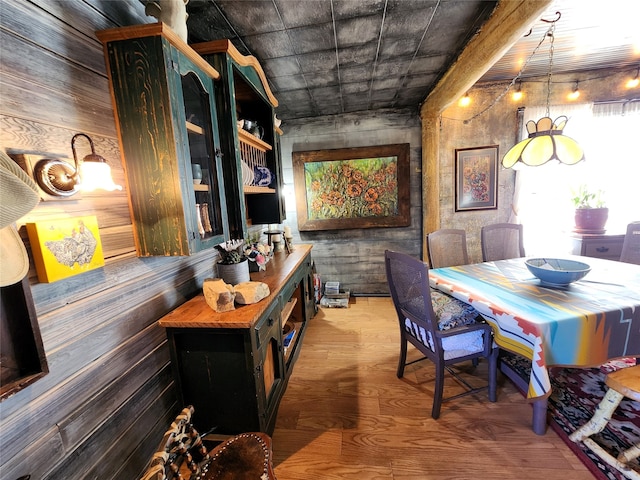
0,1,217,478
280,109,422,295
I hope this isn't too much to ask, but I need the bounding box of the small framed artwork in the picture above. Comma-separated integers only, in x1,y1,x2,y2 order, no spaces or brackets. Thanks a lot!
293,143,410,231
454,145,499,211
26,215,105,283
283,235,293,254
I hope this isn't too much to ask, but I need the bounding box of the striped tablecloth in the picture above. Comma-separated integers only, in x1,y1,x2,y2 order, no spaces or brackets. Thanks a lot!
429,256,640,399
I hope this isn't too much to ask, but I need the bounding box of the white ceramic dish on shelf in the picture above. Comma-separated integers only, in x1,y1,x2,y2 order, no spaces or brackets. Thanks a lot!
241,161,254,185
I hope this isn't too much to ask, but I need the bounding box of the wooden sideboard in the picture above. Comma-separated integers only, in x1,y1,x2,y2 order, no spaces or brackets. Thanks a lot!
570,233,625,261
159,245,315,435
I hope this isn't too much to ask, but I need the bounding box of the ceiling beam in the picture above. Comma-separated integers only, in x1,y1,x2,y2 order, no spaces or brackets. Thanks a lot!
421,0,553,116
419,0,553,261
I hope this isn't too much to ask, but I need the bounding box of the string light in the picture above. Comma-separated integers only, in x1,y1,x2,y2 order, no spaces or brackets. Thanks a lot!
567,81,580,100
441,10,638,127
627,68,639,89
458,92,471,107
460,13,560,125
512,81,523,101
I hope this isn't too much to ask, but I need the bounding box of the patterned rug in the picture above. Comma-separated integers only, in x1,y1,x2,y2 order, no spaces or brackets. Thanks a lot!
500,353,640,480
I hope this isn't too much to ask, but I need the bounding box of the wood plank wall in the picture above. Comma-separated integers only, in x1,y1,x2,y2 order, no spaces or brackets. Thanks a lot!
0,1,218,478
280,110,423,295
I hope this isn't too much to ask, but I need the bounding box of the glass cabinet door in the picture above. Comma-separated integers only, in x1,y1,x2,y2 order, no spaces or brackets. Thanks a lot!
179,67,228,251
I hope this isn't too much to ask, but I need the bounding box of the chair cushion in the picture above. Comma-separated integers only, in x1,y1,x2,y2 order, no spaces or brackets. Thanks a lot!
403,290,484,359
430,288,479,330
404,318,485,359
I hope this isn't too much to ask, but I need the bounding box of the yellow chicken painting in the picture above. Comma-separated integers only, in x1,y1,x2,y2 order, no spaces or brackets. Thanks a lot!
26,215,104,283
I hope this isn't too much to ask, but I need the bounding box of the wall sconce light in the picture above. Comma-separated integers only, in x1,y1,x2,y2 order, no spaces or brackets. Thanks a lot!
33,133,122,197
626,68,639,89
458,92,471,107
567,81,580,100
512,81,523,102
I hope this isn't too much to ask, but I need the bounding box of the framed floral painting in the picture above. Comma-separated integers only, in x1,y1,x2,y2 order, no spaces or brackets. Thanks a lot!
454,145,498,211
293,144,410,231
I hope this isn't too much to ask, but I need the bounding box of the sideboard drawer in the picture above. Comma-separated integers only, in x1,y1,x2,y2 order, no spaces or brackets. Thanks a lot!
571,234,625,261
583,240,623,259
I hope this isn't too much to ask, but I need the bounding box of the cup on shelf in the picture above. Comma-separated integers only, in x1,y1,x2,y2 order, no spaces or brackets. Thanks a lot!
191,164,202,184
243,119,264,139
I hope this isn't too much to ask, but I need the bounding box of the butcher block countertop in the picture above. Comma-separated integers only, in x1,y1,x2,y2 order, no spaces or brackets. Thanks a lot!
159,244,312,329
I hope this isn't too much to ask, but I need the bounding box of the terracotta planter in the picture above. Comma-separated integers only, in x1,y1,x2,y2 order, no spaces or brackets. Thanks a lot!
217,259,250,285
574,207,609,234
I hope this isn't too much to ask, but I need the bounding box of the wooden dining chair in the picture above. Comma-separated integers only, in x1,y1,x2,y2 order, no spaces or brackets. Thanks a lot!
427,229,469,268
384,250,498,419
481,223,525,262
620,221,640,265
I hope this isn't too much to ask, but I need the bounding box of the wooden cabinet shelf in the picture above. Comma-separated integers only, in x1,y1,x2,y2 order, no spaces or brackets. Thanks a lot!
238,128,272,152
243,185,275,194
281,297,297,328
186,121,204,135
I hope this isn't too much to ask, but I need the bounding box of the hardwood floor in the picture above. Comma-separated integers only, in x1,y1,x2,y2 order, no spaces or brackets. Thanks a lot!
272,297,592,479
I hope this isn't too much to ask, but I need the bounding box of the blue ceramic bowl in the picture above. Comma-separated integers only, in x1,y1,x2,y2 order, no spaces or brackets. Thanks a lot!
525,258,591,287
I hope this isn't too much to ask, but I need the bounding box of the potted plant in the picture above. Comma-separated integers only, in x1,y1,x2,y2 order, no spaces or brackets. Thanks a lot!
571,185,608,233
215,239,250,285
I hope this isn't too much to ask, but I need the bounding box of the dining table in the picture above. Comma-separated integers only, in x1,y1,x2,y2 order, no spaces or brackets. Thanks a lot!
429,255,640,435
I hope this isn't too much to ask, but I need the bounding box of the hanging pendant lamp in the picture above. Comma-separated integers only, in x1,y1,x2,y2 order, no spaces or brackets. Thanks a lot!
502,13,585,169
502,115,584,168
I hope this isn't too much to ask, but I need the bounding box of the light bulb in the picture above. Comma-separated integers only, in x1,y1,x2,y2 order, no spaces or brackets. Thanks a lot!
626,70,639,89
79,161,122,192
458,93,471,107
567,82,580,101
512,81,523,101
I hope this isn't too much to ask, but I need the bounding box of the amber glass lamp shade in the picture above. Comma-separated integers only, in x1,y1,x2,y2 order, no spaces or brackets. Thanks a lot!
72,133,122,192
502,116,585,168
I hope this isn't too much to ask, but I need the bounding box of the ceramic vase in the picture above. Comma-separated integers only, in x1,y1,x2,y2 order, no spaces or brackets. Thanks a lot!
217,259,250,285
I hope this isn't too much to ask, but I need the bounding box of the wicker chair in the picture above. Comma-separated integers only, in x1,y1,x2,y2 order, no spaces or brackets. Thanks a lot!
620,221,640,265
384,250,498,419
481,223,525,262
427,229,469,268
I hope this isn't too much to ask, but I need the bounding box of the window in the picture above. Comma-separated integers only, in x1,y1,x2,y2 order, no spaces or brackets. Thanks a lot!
514,101,640,256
